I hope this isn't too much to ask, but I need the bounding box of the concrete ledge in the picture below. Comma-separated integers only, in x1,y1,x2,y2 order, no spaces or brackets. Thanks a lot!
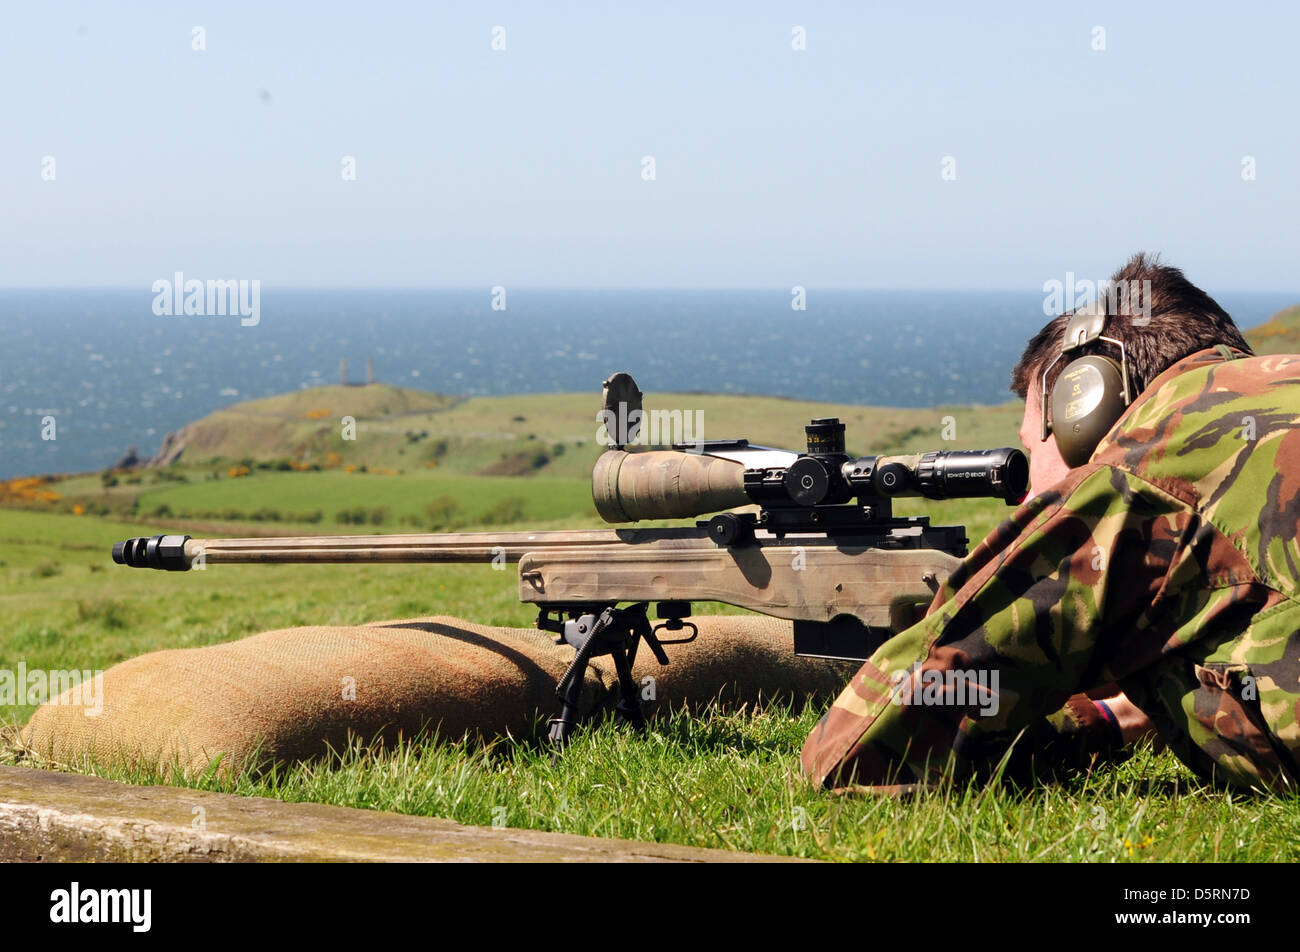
0,766,803,862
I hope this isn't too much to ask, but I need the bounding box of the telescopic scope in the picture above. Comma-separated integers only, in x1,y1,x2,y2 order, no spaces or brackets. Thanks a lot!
591,416,1028,522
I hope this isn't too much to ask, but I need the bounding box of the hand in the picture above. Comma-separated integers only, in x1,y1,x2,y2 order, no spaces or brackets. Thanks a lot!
1100,692,1162,748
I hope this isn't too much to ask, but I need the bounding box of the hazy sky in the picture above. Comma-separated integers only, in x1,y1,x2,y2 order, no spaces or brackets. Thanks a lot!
3,1,1297,290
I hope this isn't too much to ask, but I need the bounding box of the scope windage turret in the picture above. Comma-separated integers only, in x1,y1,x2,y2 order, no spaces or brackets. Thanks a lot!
591,416,1029,523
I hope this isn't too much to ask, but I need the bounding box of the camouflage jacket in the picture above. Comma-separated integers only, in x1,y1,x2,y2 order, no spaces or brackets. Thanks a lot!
802,346,1300,792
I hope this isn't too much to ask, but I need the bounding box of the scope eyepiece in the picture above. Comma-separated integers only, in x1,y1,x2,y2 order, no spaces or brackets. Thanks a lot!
914,447,1029,504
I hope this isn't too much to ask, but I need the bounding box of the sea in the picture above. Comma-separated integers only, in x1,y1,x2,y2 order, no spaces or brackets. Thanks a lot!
1,288,1295,480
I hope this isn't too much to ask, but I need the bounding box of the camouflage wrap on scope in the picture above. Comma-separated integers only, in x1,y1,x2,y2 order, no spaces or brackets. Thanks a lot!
591,449,747,522
802,346,1300,792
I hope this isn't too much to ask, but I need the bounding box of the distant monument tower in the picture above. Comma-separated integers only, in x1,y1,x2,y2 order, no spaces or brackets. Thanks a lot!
339,358,348,386
365,357,374,385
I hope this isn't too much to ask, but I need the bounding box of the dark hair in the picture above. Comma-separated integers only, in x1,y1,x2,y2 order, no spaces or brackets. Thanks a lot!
1010,252,1254,400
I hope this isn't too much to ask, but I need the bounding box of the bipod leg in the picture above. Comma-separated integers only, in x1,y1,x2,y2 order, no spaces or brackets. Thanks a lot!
610,643,645,731
546,607,616,751
547,654,587,750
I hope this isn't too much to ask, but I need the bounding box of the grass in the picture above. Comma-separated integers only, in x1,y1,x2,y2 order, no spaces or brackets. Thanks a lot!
137,470,594,527
9,704,1298,862
0,508,547,725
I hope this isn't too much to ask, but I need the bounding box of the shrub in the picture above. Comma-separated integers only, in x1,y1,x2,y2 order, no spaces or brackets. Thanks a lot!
76,597,129,629
479,497,526,526
480,451,541,477
32,559,62,578
424,495,460,530
334,506,386,525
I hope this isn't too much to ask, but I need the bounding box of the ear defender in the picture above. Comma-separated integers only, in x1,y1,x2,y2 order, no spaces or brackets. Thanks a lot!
1040,303,1133,468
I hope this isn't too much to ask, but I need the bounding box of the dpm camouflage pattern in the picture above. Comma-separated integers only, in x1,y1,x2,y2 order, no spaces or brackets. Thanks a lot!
802,346,1300,793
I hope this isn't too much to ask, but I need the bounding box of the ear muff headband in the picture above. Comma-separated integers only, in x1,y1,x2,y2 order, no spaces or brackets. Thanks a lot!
1039,306,1133,467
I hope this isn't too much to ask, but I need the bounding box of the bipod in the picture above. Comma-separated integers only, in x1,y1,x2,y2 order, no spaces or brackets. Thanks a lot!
539,603,669,750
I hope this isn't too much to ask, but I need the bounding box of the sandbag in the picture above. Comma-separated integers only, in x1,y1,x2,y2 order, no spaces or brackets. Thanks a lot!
620,614,854,713
20,615,852,776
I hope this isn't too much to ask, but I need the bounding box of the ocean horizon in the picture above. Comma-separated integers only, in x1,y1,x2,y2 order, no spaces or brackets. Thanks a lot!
2,288,1295,480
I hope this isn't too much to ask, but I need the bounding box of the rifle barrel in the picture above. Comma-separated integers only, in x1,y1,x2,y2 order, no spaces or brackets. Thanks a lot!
112,528,712,571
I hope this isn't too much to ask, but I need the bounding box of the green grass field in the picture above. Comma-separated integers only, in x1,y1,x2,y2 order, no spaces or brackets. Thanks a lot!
3,496,1298,863
4,321,1300,862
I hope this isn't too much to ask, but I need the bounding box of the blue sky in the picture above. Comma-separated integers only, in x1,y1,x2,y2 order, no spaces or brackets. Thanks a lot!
2,1,1297,290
